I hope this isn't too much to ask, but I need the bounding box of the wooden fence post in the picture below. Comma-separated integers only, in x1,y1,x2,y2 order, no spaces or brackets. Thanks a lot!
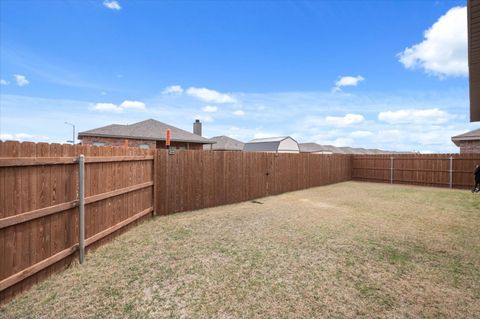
79,154,85,264
153,151,156,216
449,156,453,189
390,156,394,184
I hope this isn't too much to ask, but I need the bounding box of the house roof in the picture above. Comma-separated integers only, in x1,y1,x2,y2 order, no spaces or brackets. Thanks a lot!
299,143,337,153
244,136,299,152
299,143,403,154
451,128,480,146
204,136,244,151
78,119,214,144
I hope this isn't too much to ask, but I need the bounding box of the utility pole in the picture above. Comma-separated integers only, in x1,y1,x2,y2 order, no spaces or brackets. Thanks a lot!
64,122,75,144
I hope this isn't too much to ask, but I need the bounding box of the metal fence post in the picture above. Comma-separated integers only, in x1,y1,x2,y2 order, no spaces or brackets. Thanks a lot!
390,156,394,184
79,154,85,264
449,156,453,189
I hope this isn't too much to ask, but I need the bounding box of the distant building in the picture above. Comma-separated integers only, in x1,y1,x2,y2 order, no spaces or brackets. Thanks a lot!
204,136,244,151
468,0,479,122
298,143,336,154
452,128,480,153
244,136,299,153
299,143,404,155
78,119,213,150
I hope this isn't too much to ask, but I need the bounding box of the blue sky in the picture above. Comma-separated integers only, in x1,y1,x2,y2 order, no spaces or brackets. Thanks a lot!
0,0,478,152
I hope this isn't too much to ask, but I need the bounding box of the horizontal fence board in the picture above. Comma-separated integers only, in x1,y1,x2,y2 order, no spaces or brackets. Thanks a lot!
0,157,78,167
84,207,153,247
84,155,154,163
84,181,153,205
352,154,480,189
0,200,79,230
0,181,154,229
0,244,78,292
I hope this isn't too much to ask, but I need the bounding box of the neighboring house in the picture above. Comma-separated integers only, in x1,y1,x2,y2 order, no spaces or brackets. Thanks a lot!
299,143,336,154
204,136,244,151
451,128,480,153
299,143,403,154
243,136,299,153
78,119,214,150
468,0,479,122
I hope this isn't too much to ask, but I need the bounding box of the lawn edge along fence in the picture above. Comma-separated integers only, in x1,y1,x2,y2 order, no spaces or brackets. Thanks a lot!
0,141,351,304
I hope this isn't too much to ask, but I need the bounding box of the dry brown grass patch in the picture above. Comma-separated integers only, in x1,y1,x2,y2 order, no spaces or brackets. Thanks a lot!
1,181,479,318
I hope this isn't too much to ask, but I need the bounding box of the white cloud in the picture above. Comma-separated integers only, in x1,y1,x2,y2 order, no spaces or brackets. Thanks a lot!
14,74,29,87
0,133,49,142
103,0,121,10
349,130,374,138
162,85,183,95
194,114,214,122
398,6,467,77
333,75,364,92
202,105,218,113
0,79,9,85
2,88,472,153
325,113,365,127
120,100,146,110
92,102,121,112
186,87,236,104
233,110,245,116
15,133,35,139
0,134,13,140
330,137,355,147
378,108,450,124
92,100,146,112
253,132,283,139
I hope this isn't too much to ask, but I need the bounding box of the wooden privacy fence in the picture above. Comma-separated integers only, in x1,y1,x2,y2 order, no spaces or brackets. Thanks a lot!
352,154,480,189
155,151,352,215
2,140,479,304
0,141,154,302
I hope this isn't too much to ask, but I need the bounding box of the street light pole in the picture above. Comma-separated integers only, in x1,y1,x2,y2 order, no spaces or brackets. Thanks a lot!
65,122,75,144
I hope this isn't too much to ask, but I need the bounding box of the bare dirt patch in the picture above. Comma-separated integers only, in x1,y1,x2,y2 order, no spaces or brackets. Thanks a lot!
1,181,479,318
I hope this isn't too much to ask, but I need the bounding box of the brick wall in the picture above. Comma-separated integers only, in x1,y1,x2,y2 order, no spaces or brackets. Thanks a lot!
81,136,156,148
459,140,480,154
80,136,205,150
155,140,203,150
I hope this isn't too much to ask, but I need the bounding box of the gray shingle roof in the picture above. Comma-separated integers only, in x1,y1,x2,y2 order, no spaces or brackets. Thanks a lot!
299,143,404,154
299,143,337,153
243,136,299,152
204,136,244,151
451,128,480,146
78,119,214,144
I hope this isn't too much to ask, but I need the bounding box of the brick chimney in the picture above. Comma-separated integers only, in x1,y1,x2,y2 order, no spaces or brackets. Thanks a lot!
193,119,202,136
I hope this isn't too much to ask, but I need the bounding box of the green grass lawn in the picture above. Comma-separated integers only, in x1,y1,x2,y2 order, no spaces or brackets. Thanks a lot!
1,181,479,318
